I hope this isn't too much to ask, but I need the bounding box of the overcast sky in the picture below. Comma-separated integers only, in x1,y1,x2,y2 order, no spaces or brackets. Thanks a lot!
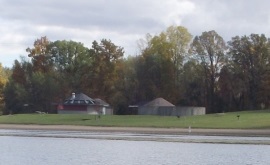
1,0,270,67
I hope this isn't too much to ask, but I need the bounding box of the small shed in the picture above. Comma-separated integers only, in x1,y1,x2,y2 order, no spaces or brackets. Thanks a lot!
57,93,112,115
138,98,175,116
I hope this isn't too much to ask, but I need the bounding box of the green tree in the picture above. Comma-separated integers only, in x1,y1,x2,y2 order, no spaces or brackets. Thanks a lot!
90,39,124,102
4,79,29,114
136,40,176,102
259,70,270,108
110,56,140,114
122,56,139,104
189,30,227,113
166,26,192,84
179,60,205,106
137,26,192,103
5,37,128,114
228,34,270,109
4,59,33,114
29,72,60,113
218,64,247,111
5,37,62,114
49,40,91,95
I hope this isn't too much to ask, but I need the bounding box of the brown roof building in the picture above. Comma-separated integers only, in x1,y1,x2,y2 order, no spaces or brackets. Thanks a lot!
138,98,175,116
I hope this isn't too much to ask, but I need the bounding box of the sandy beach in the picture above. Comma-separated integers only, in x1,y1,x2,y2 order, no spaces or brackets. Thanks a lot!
1,124,270,137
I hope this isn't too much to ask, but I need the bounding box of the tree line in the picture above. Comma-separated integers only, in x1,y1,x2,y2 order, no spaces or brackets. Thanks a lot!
1,25,270,114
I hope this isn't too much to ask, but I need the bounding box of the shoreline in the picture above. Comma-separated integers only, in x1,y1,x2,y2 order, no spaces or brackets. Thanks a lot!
1,124,270,145
1,124,270,137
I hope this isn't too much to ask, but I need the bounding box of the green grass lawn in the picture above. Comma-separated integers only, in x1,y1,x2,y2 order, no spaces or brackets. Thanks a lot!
0,110,270,129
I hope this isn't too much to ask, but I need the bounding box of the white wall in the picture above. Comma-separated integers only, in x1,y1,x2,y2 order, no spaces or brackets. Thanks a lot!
173,107,206,116
138,106,205,116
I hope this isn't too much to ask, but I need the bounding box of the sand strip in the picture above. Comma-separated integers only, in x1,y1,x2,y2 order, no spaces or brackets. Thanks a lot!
0,124,270,137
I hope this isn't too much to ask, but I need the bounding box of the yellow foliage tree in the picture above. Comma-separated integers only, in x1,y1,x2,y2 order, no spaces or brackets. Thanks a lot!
0,63,9,112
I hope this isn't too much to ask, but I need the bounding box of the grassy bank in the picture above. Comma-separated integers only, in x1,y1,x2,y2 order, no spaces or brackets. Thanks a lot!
0,110,269,129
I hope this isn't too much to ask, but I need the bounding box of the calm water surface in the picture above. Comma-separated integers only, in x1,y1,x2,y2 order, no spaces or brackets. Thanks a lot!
0,131,269,165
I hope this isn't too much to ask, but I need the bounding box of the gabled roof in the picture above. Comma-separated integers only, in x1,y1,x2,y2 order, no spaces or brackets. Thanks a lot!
142,98,175,107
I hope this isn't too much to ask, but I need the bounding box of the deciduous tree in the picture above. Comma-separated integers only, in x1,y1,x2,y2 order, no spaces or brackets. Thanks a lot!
228,34,270,109
189,30,227,113
0,63,10,112
90,39,124,102
49,40,91,94
26,36,53,73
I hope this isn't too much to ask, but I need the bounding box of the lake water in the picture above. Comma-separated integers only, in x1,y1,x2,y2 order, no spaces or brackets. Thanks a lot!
0,130,270,165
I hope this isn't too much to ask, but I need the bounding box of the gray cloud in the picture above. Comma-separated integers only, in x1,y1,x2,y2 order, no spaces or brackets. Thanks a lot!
0,0,168,33
182,0,270,41
1,0,270,67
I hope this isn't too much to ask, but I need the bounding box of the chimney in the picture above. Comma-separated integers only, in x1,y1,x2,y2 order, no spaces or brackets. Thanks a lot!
71,93,76,100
